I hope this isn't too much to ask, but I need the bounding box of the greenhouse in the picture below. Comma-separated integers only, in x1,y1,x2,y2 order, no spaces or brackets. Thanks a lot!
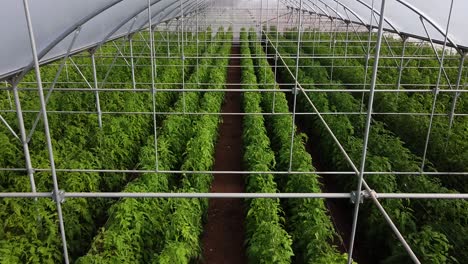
0,0,467,263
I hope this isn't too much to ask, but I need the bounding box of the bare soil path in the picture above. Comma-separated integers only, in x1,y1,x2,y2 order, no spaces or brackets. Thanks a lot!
200,44,247,264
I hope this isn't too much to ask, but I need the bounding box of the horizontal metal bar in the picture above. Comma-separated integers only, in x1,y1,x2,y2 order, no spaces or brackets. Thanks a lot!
62,54,461,60
4,87,467,93
377,193,468,199
65,192,351,199
0,109,466,117
1,167,467,176
0,192,466,199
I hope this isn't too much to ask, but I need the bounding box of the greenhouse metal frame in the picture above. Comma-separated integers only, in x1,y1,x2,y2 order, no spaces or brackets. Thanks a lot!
0,0,467,263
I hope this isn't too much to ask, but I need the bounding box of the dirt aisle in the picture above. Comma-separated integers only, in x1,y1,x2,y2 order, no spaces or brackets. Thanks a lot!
200,44,246,264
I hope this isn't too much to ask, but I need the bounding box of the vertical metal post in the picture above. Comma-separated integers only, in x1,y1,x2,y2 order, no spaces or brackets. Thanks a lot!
148,0,159,171
166,22,171,57
445,53,465,148
180,0,186,113
272,0,280,113
396,36,408,94
263,0,268,88
330,18,337,83
21,0,69,263
420,0,454,172
185,14,189,47
12,82,36,193
360,0,377,113
196,0,199,83
129,34,137,91
65,61,70,82
317,15,321,52
329,18,333,50
259,0,263,38
312,14,318,56
5,81,13,110
204,10,207,51
91,53,103,129
344,22,349,62
177,19,181,54
347,1,388,263
288,0,303,172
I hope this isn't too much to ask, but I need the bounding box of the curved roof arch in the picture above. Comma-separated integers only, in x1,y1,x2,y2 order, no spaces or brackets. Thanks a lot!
282,0,468,52
0,0,210,81
1,0,467,81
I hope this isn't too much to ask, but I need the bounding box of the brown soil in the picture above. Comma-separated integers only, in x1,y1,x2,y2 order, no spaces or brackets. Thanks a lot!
200,44,247,264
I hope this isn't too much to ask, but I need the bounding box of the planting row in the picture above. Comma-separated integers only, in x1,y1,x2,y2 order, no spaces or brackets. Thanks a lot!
77,27,232,264
283,31,468,192
267,31,467,263
240,29,293,264
0,28,214,263
250,29,352,263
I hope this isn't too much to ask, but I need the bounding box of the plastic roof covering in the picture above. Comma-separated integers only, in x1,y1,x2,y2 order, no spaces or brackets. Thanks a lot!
0,0,211,81
282,0,468,50
1,0,467,81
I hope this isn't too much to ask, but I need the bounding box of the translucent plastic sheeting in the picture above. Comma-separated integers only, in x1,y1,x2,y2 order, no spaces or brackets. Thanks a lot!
284,0,468,50
1,0,467,81
0,0,209,81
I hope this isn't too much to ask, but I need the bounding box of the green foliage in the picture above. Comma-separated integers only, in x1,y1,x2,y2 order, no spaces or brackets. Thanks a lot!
284,31,468,192
0,30,205,263
250,29,351,263
273,30,464,263
77,30,226,263
240,29,293,264
153,27,232,263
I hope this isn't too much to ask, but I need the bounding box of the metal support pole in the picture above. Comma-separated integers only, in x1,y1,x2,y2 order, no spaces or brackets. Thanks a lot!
445,53,465,147
330,18,337,83
12,82,36,193
1,191,468,199
91,53,103,128
347,1,417,264
396,36,408,98
288,0,303,172
166,22,171,57
148,0,159,171
266,0,269,34
204,11,207,51
420,0,454,172
4,81,13,110
196,0,199,83
360,1,376,113
180,0,186,113
65,61,70,82
329,18,333,50
317,15,321,53
273,0,280,113
177,19,181,54
259,0,263,38
21,0,69,263
344,22,349,62
129,35,137,90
